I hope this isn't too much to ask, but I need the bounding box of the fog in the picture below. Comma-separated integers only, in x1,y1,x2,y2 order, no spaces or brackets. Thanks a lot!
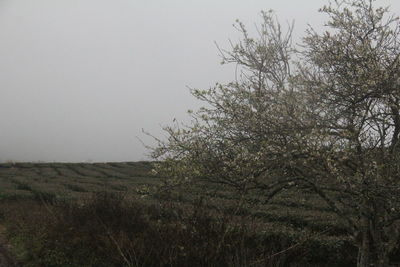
0,0,398,162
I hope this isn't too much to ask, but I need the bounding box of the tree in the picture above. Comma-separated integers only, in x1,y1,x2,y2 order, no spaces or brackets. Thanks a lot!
149,1,400,266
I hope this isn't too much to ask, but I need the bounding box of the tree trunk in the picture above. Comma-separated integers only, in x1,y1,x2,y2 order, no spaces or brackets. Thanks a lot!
357,225,370,267
370,223,390,267
356,217,390,267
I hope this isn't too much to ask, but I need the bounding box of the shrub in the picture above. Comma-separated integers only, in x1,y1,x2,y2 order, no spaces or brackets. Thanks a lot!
3,193,356,266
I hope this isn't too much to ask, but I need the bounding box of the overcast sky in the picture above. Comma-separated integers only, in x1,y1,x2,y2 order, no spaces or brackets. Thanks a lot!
0,0,398,162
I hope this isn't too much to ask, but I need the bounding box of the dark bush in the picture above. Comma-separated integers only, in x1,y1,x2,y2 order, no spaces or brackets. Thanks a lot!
3,193,356,266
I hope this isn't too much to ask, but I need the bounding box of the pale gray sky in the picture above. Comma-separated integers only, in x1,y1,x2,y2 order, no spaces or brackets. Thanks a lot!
0,0,398,162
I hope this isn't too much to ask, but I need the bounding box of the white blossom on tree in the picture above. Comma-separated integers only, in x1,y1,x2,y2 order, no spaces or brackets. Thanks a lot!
148,1,400,266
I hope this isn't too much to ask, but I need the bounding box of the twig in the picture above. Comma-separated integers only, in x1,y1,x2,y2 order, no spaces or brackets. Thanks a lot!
250,227,333,266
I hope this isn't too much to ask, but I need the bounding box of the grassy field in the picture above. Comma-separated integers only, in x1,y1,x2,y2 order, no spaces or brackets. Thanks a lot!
0,162,362,266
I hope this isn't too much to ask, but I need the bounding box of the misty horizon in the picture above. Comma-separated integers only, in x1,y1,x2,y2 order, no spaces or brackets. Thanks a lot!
0,0,398,163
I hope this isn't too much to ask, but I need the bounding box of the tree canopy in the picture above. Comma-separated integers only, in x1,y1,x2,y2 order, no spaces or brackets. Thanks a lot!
149,1,400,266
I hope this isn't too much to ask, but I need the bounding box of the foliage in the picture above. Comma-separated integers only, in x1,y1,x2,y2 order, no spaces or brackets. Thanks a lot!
2,193,356,266
149,1,400,266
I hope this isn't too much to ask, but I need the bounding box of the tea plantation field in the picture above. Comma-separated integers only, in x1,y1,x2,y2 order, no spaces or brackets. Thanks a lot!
0,162,358,266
